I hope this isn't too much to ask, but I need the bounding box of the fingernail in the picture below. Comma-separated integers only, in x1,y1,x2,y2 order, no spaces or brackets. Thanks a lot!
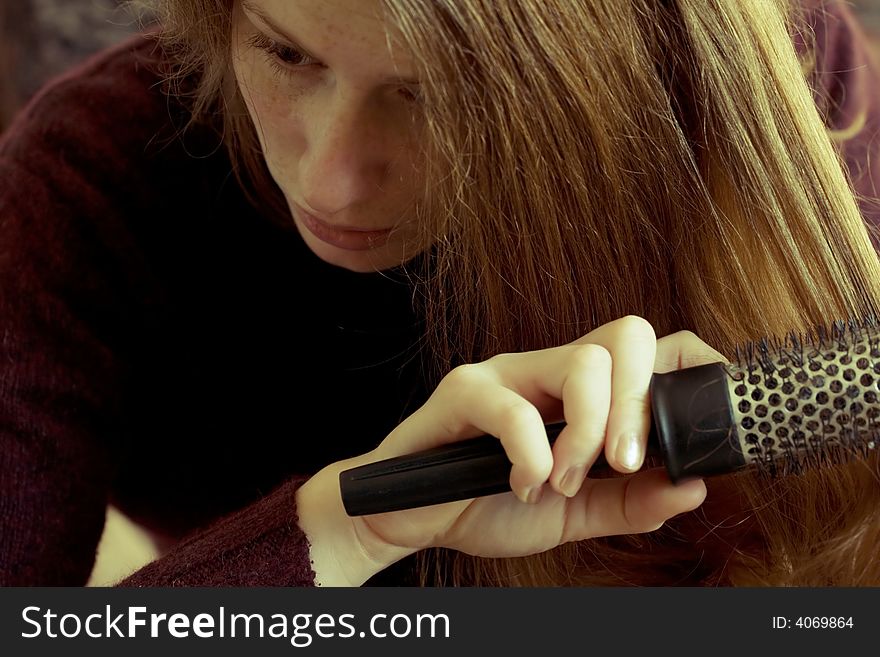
560,464,587,497
616,433,643,471
525,484,544,505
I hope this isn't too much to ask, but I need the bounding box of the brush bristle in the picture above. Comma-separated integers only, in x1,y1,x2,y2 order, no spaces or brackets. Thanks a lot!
727,313,880,478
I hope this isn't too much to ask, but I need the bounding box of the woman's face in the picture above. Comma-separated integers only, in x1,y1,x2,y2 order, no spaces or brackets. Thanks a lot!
231,0,425,272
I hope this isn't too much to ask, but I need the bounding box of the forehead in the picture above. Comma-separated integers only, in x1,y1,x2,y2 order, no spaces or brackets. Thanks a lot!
240,0,418,83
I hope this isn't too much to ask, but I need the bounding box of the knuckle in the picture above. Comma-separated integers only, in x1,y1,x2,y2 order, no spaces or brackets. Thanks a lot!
568,343,611,371
580,418,611,442
438,364,489,408
441,363,484,390
486,351,519,371
498,400,542,434
615,315,656,342
615,390,652,415
621,481,645,532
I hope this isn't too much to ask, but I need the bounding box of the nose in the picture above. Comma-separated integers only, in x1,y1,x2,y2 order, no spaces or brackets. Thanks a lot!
299,90,392,218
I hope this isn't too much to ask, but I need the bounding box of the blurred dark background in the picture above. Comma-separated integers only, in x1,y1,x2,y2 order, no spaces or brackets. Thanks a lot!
0,0,152,132
0,0,879,133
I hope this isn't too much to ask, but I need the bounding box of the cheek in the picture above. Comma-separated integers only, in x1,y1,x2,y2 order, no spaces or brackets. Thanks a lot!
232,53,305,171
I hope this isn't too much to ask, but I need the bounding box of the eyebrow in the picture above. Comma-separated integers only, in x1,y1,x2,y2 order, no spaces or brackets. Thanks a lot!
240,0,420,86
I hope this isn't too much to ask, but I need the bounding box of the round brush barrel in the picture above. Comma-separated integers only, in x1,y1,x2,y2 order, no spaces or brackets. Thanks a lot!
714,323,880,478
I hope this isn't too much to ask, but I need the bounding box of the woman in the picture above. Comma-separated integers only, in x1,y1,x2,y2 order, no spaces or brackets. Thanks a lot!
1,0,879,587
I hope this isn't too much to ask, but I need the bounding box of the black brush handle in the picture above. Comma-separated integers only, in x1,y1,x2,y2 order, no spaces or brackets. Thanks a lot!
340,362,741,515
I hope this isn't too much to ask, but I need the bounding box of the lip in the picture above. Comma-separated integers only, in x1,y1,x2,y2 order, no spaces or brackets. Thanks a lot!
293,203,393,251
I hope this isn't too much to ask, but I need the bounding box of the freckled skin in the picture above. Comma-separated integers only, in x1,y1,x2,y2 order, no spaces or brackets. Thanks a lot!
230,0,425,272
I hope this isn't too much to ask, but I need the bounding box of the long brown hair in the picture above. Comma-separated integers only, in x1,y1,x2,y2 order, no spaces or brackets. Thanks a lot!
140,0,880,585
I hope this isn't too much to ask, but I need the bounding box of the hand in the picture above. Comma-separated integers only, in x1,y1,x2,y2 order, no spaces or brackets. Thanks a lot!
349,316,726,563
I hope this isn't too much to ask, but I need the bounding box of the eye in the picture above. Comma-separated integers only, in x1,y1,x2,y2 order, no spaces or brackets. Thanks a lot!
247,33,320,73
398,86,422,104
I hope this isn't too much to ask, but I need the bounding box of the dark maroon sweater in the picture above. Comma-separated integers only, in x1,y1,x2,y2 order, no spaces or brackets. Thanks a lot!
2,0,879,586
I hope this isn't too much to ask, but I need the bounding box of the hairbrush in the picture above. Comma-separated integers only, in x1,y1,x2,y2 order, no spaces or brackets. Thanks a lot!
339,316,880,516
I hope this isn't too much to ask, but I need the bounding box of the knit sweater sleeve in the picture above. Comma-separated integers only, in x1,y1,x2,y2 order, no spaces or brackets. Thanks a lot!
0,38,318,587
113,476,317,587
0,153,121,585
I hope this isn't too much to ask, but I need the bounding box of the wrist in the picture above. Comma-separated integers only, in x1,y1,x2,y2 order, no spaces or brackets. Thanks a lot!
296,456,417,586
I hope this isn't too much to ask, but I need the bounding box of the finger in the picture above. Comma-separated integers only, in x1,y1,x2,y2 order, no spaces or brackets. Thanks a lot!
379,365,554,504
570,315,657,473
561,469,707,541
483,344,613,498
546,344,612,496
654,330,729,374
